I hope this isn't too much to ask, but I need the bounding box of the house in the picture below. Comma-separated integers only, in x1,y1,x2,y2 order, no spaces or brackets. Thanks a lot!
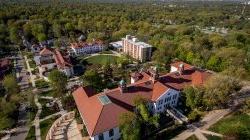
122,35,153,62
69,40,104,56
35,47,74,79
72,61,212,140
31,44,42,54
0,58,11,80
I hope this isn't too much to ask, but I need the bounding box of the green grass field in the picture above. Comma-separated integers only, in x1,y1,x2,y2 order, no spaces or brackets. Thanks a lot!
25,126,35,140
187,135,198,140
209,113,250,139
86,55,119,65
40,115,60,140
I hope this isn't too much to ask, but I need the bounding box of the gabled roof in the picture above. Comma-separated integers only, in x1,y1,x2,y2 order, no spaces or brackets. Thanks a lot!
170,60,193,71
39,47,54,55
73,61,212,136
54,49,72,68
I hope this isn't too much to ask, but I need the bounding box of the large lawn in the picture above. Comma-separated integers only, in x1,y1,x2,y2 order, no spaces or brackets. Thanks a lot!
209,113,250,139
86,55,119,65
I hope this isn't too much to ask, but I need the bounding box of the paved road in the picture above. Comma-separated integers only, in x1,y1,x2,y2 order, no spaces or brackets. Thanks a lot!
10,104,29,140
9,54,30,140
173,109,231,140
15,54,29,91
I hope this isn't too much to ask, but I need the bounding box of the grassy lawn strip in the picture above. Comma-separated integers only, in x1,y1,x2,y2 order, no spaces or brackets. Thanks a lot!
39,98,59,119
40,115,60,140
29,59,36,69
186,135,198,140
204,134,222,140
150,124,186,140
86,55,119,65
28,106,38,125
40,90,54,97
35,79,50,89
25,126,35,140
209,113,250,139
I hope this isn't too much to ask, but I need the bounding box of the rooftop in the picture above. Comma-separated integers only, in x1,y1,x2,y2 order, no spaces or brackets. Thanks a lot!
72,61,212,136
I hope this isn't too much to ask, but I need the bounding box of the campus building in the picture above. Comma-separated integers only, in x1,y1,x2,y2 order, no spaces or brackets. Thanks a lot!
72,61,212,140
69,41,104,56
122,35,153,62
35,47,74,79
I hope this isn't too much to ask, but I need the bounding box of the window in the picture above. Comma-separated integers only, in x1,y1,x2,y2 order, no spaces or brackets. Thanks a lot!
109,129,114,137
98,133,104,140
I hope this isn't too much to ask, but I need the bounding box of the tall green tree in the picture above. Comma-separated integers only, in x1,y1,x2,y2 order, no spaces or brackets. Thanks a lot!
203,74,241,108
3,75,19,96
183,86,204,110
81,70,103,92
119,112,141,140
48,70,68,97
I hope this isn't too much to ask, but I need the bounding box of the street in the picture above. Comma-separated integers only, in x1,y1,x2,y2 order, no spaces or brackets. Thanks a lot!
9,54,30,140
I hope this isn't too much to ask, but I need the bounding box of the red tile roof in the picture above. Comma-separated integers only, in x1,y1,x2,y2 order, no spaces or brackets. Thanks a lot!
73,62,212,136
70,40,104,49
39,48,72,69
39,47,54,55
170,60,193,71
54,49,72,68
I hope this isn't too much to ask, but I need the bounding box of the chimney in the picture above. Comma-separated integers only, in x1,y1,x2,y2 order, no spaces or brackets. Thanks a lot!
149,66,159,83
178,63,184,75
119,79,127,93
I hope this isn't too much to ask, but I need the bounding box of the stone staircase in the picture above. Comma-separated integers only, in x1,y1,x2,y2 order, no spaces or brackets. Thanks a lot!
46,111,82,140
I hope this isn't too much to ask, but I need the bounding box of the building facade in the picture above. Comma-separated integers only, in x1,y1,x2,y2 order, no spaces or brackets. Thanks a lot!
35,47,74,79
69,41,104,56
73,61,212,140
122,35,152,62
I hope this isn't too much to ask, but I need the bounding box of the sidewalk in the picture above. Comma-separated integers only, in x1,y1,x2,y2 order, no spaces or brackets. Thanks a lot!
34,94,42,140
24,55,36,87
173,109,230,140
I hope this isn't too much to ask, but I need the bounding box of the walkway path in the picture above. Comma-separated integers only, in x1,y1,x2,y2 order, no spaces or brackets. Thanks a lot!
83,52,120,60
46,112,82,140
34,93,42,140
173,109,230,140
24,56,36,87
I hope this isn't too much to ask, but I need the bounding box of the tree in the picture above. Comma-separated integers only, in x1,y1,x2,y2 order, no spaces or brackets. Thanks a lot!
209,34,227,48
133,96,160,127
9,26,21,45
86,32,105,42
119,112,141,140
81,70,103,92
48,70,68,97
152,40,174,66
203,74,241,108
183,86,204,110
37,33,47,42
3,75,19,96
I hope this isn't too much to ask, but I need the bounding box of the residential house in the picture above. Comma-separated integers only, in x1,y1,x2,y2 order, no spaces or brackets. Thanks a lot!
0,58,11,80
35,47,74,79
72,61,212,140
